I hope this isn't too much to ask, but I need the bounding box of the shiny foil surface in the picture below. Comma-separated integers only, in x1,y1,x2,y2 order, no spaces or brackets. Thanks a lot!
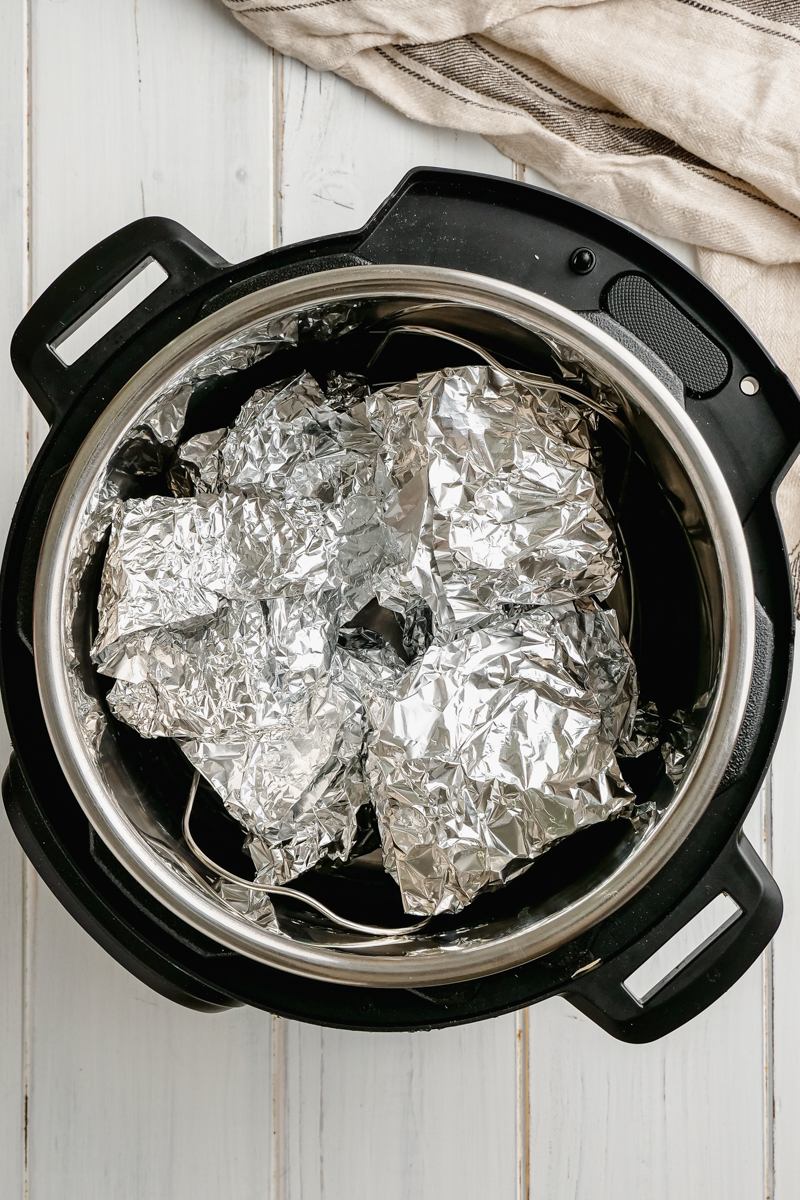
369,603,638,916
369,365,619,638
93,356,650,914
94,367,399,886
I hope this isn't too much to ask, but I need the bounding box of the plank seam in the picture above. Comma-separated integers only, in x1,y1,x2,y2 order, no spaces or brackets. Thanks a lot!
764,769,775,1200
516,1007,530,1200
273,49,284,249
271,1015,287,1200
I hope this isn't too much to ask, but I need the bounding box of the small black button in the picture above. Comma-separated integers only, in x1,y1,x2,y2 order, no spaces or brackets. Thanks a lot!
570,247,596,275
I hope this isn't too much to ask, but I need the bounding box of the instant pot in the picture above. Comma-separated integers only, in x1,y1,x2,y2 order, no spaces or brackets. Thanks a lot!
3,168,797,1042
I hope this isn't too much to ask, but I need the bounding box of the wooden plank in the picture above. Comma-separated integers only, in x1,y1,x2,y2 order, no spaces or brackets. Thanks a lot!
24,3,279,1197
769,658,800,1200
25,0,278,454
282,1018,519,1200
27,884,274,1200
522,805,768,1200
276,54,514,244
29,0,275,283
27,0,276,455
524,962,765,1200
522,788,768,1200
0,1,31,1196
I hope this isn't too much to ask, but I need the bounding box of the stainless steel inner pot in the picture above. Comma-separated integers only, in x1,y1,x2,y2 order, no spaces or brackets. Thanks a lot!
32,265,755,988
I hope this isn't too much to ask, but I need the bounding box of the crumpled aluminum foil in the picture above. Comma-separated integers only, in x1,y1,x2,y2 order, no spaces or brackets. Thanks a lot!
93,354,650,913
93,368,400,886
144,313,300,447
94,374,401,659
660,696,710,782
169,427,227,497
369,365,620,639
619,698,662,758
369,602,638,916
102,613,368,888
97,598,336,739
63,314,301,756
182,662,368,886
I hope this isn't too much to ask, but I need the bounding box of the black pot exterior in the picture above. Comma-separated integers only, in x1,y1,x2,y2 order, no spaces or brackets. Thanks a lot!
2,169,796,1039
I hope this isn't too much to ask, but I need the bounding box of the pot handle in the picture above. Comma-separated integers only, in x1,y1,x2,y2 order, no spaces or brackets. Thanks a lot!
11,217,228,425
565,832,781,1042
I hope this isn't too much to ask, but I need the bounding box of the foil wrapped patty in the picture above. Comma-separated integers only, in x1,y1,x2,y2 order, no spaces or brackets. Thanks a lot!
370,603,637,916
370,365,619,637
93,361,642,914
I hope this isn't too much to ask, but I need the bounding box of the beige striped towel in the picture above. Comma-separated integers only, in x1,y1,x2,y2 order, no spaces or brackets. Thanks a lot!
224,0,800,604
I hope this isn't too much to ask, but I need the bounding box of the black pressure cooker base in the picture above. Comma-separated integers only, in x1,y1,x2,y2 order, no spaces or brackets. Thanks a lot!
2,168,796,1040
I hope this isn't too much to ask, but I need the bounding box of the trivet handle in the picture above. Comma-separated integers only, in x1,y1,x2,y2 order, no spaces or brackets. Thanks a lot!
11,217,228,425
566,832,781,1042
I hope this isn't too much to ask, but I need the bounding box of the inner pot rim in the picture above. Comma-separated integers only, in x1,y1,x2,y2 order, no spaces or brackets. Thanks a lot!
32,264,755,988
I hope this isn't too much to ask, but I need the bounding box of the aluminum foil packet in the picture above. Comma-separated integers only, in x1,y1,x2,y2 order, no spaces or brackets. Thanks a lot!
368,364,620,638
93,357,646,913
96,375,399,640
182,661,369,886
368,602,638,917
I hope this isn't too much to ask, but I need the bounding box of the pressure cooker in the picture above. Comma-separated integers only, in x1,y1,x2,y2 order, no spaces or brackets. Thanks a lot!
2,168,796,1042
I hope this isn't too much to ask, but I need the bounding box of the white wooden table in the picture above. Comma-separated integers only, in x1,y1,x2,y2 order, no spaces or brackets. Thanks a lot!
1,3,797,1197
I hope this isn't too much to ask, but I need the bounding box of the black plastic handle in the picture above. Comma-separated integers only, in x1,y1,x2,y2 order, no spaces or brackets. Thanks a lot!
566,832,781,1042
11,217,228,425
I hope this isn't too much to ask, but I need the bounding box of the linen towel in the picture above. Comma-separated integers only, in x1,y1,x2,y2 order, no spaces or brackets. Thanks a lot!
223,0,800,603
